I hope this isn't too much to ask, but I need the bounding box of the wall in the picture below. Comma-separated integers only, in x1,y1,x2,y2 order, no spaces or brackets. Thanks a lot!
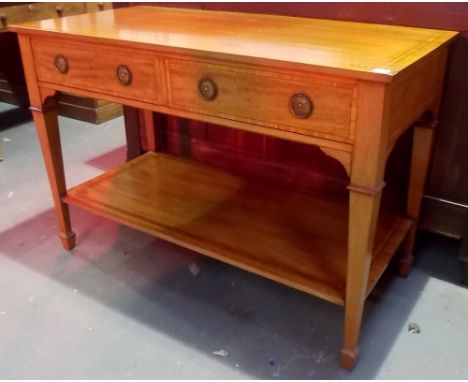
118,2,468,236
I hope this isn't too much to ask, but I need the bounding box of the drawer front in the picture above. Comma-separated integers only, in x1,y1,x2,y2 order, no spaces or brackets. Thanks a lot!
32,39,163,104
167,59,356,142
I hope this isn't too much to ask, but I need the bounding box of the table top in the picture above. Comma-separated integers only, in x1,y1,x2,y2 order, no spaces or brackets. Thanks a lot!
9,6,457,81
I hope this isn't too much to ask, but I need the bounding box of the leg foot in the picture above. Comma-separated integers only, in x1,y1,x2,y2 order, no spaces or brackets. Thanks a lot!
398,255,414,277
59,231,76,250
340,347,359,371
399,226,416,277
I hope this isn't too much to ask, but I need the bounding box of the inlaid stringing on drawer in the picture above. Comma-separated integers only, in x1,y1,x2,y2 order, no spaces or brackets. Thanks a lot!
32,38,164,104
167,58,357,143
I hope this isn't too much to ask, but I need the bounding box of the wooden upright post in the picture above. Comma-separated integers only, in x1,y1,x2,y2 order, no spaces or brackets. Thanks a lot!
341,81,390,370
17,34,75,249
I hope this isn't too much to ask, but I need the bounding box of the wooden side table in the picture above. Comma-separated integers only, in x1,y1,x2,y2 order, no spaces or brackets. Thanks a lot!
10,6,457,369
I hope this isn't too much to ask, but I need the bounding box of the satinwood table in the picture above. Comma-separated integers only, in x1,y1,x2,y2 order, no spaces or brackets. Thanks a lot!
10,6,457,369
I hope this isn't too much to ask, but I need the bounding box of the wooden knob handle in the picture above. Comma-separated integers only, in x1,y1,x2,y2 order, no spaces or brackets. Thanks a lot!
198,77,218,101
116,65,132,86
289,93,313,119
98,2,105,11
54,55,69,74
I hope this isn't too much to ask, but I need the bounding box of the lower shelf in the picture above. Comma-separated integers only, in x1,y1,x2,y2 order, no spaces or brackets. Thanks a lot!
64,152,412,305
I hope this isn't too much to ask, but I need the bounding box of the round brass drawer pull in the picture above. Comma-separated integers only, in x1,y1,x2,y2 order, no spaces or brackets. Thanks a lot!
54,55,69,74
289,93,313,119
198,77,218,101
116,65,132,86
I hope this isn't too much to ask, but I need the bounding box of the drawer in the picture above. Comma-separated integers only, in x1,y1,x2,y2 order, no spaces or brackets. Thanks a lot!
32,38,163,104
167,59,357,142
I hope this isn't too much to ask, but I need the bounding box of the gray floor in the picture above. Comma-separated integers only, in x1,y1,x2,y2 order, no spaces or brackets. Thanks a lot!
0,102,467,379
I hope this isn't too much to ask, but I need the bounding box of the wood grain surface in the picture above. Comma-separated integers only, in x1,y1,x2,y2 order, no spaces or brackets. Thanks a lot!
9,6,457,82
32,37,164,104
64,152,412,305
167,58,356,143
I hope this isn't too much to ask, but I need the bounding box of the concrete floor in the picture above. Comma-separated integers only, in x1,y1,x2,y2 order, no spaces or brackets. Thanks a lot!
0,101,468,379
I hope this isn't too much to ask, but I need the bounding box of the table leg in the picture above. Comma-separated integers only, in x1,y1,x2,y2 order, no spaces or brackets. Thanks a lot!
399,113,437,276
123,106,143,161
140,109,167,152
17,34,75,249
31,98,75,250
123,107,167,157
139,109,154,152
341,82,389,370
341,186,384,369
